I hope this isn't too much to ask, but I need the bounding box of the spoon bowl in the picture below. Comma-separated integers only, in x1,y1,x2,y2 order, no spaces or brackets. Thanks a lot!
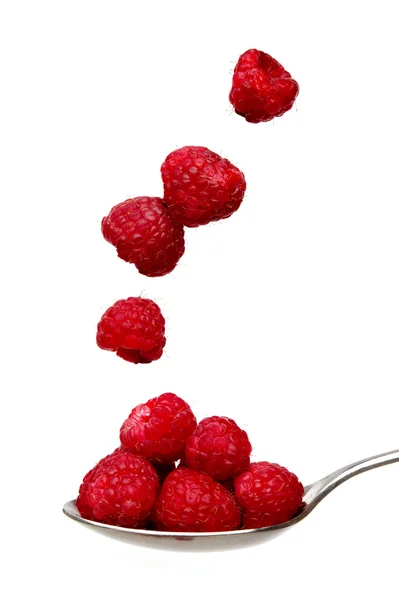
63,449,399,551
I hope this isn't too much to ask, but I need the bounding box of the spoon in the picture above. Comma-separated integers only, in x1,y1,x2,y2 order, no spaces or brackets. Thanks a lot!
63,449,399,552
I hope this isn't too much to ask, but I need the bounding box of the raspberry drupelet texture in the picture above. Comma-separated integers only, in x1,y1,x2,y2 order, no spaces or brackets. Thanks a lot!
185,416,252,481
229,49,299,124
152,467,242,532
96,297,166,364
120,393,197,462
76,449,160,527
101,197,185,277
161,146,246,227
234,461,304,528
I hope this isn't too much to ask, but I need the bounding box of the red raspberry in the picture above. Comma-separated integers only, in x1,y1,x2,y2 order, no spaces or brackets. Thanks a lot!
120,393,197,462
229,49,299,124
76,449,160,528
161,146,246,227
101,197,185,277
96,297,166,364
152,467,242,532
234,462,304,528
185,416,252,481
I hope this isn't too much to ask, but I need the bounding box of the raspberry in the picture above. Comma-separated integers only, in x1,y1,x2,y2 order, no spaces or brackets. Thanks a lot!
161,146,246,227
229,49,299,124
96,297,166,364
76,449,160,527
120,393,197,462
152,467,242,532
234,462,304,528
101,196,185,277
185,416,252,481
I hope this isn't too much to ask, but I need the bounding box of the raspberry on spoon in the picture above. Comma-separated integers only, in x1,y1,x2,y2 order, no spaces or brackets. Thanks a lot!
185,416,252,481
76,449,160,528
152,467,242,532
234,461,304,528
120,393,197,462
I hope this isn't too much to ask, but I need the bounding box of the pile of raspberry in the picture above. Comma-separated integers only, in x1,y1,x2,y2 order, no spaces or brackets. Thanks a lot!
77,393,304,532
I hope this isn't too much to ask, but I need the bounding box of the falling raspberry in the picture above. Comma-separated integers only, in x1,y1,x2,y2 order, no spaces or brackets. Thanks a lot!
152,467,242,532
96,297,166,364
102,196,185,277
161,146,246,227
229,49,299,123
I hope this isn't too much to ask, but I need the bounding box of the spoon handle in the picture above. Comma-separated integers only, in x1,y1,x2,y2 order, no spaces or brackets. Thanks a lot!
304,449,399,507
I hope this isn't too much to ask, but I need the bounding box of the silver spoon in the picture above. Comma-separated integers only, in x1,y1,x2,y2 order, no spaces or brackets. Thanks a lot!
63,449,399,552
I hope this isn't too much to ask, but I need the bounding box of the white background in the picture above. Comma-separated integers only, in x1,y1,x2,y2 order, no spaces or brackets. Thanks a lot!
1,0,398,598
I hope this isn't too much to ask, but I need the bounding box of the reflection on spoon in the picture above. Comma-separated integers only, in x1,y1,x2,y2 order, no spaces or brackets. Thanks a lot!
63,449,399,552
